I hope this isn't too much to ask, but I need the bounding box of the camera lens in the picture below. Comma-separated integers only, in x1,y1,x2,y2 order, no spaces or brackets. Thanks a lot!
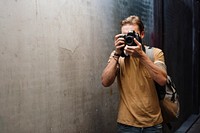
125,36,134,45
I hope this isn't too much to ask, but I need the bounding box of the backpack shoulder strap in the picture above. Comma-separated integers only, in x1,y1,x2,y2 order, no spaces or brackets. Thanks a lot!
145,45,154,62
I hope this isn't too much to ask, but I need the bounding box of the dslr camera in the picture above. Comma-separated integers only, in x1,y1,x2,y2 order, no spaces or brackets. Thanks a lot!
120,30,142,46
119,30,142,57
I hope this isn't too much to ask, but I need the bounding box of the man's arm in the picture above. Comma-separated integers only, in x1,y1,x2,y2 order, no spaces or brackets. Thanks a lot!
124,38,167,86
101,53,119,87
139,52,167,86
101,34,125,87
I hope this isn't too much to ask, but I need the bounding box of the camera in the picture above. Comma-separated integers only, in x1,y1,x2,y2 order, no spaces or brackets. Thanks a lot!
121,30,142,46
119,30,142,57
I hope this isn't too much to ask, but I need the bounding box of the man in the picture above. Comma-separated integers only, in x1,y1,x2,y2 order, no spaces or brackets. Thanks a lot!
101,15,167,133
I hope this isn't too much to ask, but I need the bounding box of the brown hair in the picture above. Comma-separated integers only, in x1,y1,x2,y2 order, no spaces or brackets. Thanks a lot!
121,15,144,33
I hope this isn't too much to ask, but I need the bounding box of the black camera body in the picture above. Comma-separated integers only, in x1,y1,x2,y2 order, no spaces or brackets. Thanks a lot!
121,30,142,46
120,30,142,57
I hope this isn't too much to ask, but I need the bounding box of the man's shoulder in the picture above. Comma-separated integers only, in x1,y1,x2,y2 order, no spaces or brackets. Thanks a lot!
144,45,162,51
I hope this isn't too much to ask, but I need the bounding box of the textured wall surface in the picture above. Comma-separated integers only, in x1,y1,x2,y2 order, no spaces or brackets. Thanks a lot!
0,0,154,132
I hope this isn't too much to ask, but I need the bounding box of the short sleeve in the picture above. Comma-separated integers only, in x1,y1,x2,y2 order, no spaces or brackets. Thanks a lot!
153,48,167,72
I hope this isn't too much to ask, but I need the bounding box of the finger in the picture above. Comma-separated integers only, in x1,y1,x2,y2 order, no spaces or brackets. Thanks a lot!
116,45,125,50
115,34,125,41
116,43,125,49
115,40,124,46
134,38,141,46
124,46,134,55
115,37,125,47
125,45,137,50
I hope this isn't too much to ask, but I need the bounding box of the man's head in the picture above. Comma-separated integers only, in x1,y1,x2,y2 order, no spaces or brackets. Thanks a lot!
121,15,144,39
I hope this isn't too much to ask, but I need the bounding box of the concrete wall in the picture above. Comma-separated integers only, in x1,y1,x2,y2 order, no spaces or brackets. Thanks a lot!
0,0,154,132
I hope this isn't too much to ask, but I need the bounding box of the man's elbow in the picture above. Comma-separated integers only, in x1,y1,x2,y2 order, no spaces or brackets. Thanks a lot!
101,79,110,87
160,79,167,86
101,76,113,87
159,75,167,86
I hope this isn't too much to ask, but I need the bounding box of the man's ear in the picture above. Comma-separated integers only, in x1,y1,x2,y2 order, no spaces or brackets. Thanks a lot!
140,31,145,39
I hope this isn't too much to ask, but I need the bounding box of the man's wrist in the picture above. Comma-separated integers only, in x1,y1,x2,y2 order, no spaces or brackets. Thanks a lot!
112,54,119,63
114,51,121,57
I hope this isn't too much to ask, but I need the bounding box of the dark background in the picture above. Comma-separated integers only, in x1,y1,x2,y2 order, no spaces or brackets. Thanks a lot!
154,0,200,132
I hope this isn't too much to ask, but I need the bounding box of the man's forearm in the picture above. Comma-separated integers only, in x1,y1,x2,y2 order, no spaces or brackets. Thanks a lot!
139,53,167,86
101,57,119,87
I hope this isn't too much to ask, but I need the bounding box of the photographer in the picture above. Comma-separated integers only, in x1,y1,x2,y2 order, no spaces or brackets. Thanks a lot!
101,15,167,133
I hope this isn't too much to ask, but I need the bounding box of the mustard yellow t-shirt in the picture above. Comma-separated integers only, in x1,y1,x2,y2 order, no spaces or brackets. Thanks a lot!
114,47,166,127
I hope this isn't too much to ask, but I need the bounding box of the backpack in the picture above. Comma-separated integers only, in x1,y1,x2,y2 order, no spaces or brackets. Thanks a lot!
145,46,180,125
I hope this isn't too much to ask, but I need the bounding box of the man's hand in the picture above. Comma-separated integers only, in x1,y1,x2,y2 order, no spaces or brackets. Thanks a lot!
124,38,144,57
114,34,125,55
